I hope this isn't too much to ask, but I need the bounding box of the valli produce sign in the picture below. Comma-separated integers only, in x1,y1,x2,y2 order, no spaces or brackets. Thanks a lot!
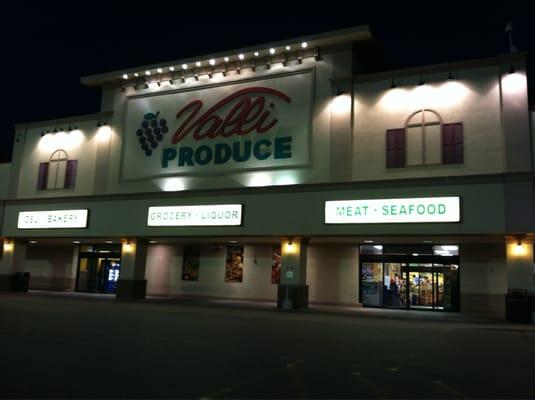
122,70,313,180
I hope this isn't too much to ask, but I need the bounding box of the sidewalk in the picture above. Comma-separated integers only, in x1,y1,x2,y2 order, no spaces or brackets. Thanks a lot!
19,289,521,326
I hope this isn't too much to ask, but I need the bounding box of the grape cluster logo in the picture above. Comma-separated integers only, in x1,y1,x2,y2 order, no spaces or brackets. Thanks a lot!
135,112,169,156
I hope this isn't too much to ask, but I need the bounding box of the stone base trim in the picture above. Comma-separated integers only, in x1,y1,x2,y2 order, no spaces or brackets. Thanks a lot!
116,279,147,301
277,284,309,309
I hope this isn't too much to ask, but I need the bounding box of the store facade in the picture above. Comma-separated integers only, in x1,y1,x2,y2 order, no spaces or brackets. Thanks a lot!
0,26,534,319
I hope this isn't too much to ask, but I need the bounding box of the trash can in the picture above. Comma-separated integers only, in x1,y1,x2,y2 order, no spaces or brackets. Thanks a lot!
12,272,30,292
505,289,531,323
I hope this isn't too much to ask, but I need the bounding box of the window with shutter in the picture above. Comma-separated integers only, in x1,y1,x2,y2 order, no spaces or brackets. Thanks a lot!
442,123,463,164
386,128,405,168
64,160,78,189
37,162,49,190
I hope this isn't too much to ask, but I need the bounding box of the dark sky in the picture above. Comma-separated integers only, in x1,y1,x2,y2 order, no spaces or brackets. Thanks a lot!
1,2,533,162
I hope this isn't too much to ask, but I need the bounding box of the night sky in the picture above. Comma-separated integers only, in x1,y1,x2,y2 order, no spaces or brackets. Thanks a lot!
2,3,534,163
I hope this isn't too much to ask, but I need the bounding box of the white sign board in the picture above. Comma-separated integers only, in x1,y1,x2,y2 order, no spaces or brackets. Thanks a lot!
148,204,243,226
122,70,313,180
18,209,89,229
325,197,460,224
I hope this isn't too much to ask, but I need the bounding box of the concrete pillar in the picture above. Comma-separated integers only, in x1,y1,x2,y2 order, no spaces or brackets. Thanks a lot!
505,238,535,321
0,240,29,291
116,238,148,300
277,238,309,309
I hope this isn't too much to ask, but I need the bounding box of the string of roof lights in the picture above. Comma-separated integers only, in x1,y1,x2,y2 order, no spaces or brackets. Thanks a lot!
118,42,319,91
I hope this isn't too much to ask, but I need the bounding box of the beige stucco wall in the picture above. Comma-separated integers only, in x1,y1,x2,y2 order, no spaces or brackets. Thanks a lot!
25,245,77,291
307,244,360,305
14,122,103,199
460,243,507,316
145,244,278,300
353,66,505,181
0,163,10,199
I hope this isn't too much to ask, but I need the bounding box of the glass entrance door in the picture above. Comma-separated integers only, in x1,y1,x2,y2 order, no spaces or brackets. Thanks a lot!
76,244,122,294
360,258,460,311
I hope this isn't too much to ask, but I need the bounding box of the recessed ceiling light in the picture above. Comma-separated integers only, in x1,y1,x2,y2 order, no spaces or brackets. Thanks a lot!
149,240,157,244
105,240,113,244
29,240,37,244
73,241,81,244
364,240,374,243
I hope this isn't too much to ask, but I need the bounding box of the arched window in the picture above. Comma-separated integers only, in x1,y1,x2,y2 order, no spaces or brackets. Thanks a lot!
37,150,78,190
386,110,463,168
405,109,443,166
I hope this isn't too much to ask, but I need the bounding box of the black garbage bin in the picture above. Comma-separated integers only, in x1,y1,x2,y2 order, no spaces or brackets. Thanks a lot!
505,289,531,323
12,272,30,292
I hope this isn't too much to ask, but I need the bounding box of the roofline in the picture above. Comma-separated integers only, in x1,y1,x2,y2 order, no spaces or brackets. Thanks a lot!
14,111,114,131
80,25,372,87
331,52,528,85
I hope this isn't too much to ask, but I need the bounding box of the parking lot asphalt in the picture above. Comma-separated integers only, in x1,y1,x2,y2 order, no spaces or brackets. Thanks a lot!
1,291,534,399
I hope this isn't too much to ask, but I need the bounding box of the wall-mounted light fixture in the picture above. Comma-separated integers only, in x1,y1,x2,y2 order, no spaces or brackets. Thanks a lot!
447,72,455,80
509,64,516,74
390,80,398,89
418,77,425,86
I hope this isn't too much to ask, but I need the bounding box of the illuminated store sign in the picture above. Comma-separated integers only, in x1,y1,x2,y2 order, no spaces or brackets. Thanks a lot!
17,210,89,229
147,204,243,226
123,70,313,180
325,197,460,224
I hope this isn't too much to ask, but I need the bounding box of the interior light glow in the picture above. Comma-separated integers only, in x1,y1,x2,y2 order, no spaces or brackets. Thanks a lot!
331,94,351,115
441,245,458,251
274,174,298,186
248,172,272,187
511,241,528,256
3,241,14,252
437,81,469,107
373,245,383,250
157,177,187,192
502,72,526,94
284,240,298,254
96,126,112,142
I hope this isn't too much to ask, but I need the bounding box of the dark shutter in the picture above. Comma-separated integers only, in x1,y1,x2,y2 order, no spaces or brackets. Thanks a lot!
442,123,463,164
37,162,49,190
64,160,78,189
386,128,405,168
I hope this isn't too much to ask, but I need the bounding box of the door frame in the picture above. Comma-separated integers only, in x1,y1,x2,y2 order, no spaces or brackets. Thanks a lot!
359,253,460,312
